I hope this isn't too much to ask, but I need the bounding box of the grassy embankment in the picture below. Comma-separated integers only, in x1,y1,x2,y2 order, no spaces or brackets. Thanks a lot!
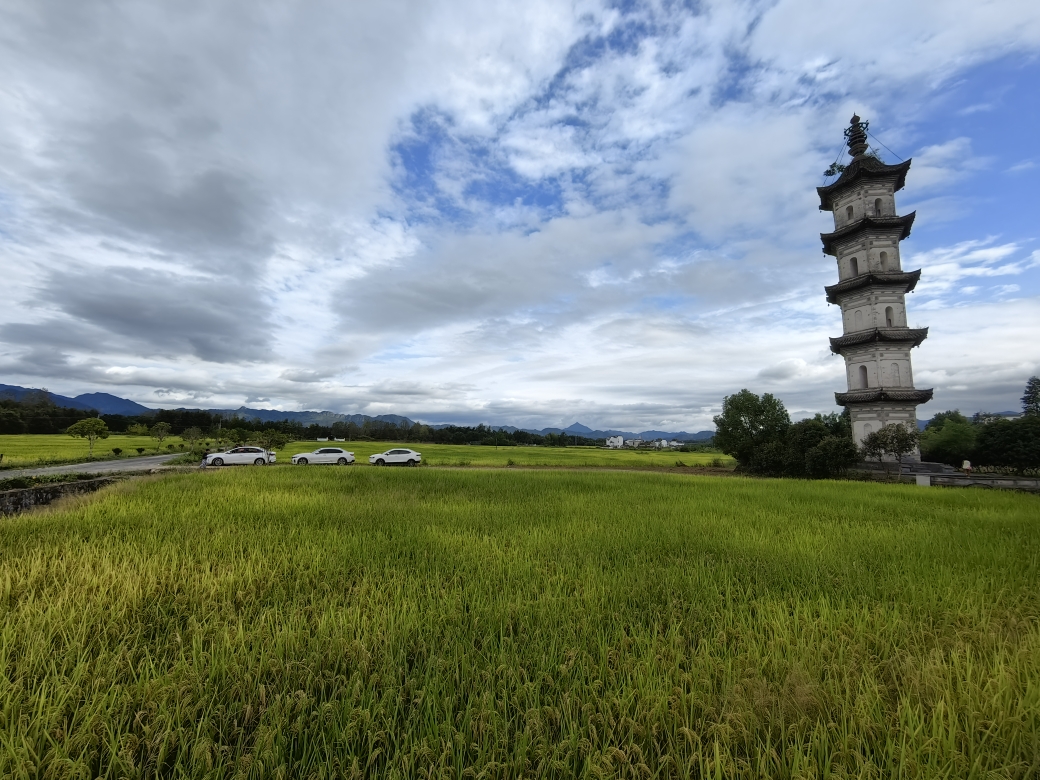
280,441,732,469
1,467,1037,777
0,434,184,470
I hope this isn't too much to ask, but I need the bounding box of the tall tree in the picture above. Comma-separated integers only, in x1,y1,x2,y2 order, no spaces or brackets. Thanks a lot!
181,426,204,455
862,424,920,480
1022,376,1040,417
150,421,172,452
713,389,790,472
67,418,110,458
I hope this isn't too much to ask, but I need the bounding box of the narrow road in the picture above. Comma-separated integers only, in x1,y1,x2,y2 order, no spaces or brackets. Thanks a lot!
0,453,184,480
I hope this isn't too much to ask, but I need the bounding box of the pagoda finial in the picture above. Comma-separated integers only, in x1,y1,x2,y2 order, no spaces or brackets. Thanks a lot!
844,114,869,158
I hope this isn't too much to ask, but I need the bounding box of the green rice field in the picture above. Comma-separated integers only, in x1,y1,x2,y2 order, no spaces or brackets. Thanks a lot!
0,434,184,469
281,441,732,469
1,468,1037,777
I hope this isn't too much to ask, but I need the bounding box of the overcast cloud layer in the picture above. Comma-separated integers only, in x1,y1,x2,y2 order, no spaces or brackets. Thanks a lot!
2,0,1039,429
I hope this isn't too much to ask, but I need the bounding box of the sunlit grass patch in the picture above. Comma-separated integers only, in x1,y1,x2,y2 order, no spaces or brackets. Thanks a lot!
0,434,185,469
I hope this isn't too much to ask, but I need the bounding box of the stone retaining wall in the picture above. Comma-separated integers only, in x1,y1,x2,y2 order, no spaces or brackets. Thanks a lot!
0,477,118,517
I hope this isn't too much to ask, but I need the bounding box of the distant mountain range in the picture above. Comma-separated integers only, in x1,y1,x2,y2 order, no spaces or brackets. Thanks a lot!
0,384,153,415
1,382,708,439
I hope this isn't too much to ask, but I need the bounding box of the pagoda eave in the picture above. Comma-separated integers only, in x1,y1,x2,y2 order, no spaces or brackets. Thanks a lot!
817,157,912,211
824,269,921,304
820,212,915,256
829,327,929,354
835,388,934,405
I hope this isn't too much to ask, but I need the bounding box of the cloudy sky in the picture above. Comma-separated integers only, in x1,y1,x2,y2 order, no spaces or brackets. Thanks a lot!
1,0,1039,430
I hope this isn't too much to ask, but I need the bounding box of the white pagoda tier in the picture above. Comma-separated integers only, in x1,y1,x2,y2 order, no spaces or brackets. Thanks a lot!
817,116,932,452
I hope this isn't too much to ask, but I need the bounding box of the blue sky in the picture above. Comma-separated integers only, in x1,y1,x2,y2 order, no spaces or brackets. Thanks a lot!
1,0,1038,428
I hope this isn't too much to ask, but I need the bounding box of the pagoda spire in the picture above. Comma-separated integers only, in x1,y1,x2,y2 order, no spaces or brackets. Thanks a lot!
844,114,869,159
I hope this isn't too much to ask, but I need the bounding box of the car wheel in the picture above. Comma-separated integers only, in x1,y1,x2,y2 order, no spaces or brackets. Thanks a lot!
297,457,308,465
337,457,348,465
407,459,416,467
254,458,266,466
376,458,385,466
211,457,224,466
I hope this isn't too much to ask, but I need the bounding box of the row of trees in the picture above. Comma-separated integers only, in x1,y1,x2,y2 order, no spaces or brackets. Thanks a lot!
916,376,1040,474
712,390,861,478
0,393,97,434
714,376,1040,479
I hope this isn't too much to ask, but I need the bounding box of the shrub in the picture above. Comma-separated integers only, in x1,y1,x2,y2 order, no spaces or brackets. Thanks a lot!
111,447,123,457
136,448,145,455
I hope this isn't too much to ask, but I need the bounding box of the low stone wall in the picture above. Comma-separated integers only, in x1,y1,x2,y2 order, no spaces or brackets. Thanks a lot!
923,474,1040,492
0,477,118,517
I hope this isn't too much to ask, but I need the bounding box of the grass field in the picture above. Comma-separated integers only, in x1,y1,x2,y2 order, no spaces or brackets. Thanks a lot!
281,441,731,469
0,434,187,469
1,468,1037,777
1,436,730,472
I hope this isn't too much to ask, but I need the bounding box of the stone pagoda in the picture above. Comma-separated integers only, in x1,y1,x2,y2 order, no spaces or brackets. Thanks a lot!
817,115,932,451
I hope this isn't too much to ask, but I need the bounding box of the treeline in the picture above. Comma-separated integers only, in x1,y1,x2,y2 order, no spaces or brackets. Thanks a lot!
714,375,1040,478
0,396,614,446
713,390,860,479
0,393,97,434
921,410,1040,475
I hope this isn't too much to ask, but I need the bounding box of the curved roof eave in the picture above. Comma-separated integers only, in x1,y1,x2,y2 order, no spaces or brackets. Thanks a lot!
817,158,912,211
824,269,921,304
820,212,916,256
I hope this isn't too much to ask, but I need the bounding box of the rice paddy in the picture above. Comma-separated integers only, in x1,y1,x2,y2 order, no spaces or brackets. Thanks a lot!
0,434,184,469
1,467,1038,778
281,441,731,469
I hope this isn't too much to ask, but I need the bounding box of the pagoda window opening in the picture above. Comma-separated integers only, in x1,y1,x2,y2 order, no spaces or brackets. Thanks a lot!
891,363,901,386
858,365,869,388
885,306,894,327
874,198,882,215
863,423,872,435
855,310,863,329
850,257,859,276
880,251,889,271
846,205,854,220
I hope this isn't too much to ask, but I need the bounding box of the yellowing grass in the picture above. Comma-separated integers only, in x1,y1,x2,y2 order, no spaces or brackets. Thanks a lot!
0,433,182,468
1,468,1037,777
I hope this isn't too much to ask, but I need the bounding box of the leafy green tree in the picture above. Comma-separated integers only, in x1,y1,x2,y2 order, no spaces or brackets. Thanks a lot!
805,436,861,479
862,424,920,480
67,418,110,458
920,419,976,466
127,423,150,436
713,390,790,472
783,418,830,477
256,430,290,453
181,426,204,454
150,421,172,452
1022,376,1040,417
925,409,969,431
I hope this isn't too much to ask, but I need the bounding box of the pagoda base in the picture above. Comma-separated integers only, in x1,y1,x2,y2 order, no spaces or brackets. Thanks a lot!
843,400,924,459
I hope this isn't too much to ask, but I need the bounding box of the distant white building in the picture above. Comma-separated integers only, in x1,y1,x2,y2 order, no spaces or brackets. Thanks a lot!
624,439,644,448
606,435,624,449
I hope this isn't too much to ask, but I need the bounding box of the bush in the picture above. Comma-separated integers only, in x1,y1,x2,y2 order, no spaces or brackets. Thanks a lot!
136,448,145,455
111,448,123,457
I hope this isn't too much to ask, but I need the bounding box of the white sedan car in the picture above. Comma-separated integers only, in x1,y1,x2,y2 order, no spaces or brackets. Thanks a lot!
368,448,422,466
292,447,355,465
204,446,276,466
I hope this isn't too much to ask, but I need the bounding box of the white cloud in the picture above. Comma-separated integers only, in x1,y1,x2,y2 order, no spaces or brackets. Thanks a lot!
2,0,1040,426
